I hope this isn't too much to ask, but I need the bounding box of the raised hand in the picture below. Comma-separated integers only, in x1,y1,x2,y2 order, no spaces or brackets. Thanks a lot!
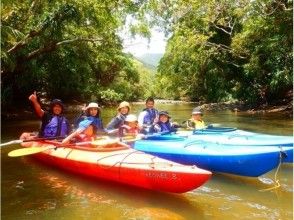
28,91,38,103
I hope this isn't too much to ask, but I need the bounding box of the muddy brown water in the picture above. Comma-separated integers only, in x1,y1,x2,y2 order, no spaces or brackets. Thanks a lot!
1,103,293,220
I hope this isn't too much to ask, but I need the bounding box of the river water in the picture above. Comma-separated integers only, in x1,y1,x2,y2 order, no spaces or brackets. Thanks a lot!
1,103,293,220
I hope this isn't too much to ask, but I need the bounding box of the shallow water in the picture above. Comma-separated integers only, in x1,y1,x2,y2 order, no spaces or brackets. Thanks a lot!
1,103,293,220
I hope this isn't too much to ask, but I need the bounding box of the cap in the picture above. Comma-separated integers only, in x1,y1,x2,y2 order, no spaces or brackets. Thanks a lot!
125,114,137,122
192,107,203,115
159,111,170,118
50,99,64,111
86,102,100,110
117,101,130,111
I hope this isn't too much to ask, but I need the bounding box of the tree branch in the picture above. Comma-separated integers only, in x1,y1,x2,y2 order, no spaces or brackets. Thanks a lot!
23,37,103,61
7,30,42,54
211,16,236,36
205,42,247,59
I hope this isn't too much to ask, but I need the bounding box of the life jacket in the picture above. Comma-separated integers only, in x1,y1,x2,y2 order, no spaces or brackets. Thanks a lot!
124,126,139,136
74,113,87,129
142,108,158,125
188,119,206,129
154,121,178,133
106,114,126,130
119,125,139,136
74,133,94,143
87,116,104,131
156,121,172,132
41,115,69,137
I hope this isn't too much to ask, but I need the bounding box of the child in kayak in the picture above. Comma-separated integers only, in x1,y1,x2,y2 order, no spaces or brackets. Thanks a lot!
62,102,104,144
118,114,140,138
153,111,179,133
187,107,206,130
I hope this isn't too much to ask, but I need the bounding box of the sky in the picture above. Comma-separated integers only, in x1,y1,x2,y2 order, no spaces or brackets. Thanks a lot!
122,29,168,57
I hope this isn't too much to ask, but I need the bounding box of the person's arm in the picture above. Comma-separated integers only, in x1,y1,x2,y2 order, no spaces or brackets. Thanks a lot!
137,111,146,128
28,91,44,118
153,124,161,133
61,128,83,144
186,119,195,129
106,116,120,130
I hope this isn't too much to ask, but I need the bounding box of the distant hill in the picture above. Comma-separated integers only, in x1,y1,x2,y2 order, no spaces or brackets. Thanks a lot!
136,53,163,70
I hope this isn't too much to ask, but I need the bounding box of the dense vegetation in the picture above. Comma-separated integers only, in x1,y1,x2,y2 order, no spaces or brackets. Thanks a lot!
155,0,292,105
1,0,153,108
1,0,292,110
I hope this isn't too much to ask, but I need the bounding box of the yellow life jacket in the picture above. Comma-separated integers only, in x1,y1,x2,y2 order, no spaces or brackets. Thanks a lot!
187,119,206,130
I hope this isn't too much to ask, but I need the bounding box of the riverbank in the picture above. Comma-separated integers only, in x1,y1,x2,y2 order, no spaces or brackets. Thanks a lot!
1,99,292,121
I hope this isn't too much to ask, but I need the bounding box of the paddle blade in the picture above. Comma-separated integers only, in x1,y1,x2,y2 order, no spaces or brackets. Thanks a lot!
8,146,55,157
0,140,23,147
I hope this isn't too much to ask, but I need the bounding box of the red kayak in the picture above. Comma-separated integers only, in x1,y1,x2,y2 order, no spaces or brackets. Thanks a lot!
17,134,211,193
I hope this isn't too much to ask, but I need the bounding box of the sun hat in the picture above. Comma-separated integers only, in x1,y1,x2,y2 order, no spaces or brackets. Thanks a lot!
125,114,137,122
117,101,130,111
86,102,100,110
159,111,170,118
192,107,203,115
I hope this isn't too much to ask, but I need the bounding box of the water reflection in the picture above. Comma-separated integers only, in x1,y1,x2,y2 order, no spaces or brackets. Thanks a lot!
16,158,204,220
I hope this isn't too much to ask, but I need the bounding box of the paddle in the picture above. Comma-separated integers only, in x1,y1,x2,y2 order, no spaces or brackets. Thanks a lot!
7,139,121,157
8,146,56,157
0,136,65,147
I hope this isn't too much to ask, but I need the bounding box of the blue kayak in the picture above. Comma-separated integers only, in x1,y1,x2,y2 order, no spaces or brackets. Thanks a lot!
133,139,292,177
143,128,293,163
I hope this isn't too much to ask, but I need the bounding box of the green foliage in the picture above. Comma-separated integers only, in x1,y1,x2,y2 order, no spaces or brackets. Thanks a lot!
154,0,292,104
99,89,123,103
1,0,151,108
1,0,292,109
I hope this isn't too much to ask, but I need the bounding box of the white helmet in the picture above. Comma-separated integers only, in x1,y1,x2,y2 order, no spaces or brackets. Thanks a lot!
125,114,137,122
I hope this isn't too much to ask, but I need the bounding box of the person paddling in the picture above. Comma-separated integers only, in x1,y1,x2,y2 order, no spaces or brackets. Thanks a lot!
62,102,103,144
186,107,206,130
28,91,70,138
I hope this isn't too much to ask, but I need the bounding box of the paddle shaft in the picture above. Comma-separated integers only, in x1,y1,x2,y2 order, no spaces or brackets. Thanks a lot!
0,136,64,147
8,138,124,157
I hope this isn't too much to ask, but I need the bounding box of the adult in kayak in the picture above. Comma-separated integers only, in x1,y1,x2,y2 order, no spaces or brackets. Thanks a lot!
186,107,206,130
153,111,179,133
62,102,104,144
138,97,159,134
105,101,130,134
28,91,71,138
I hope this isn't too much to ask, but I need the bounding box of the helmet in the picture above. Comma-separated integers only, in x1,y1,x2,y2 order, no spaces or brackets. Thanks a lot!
117,101,130,111
125,114,137,122
86,102,100,110
192,107,203,115
159,111,170,118
50,99,64,111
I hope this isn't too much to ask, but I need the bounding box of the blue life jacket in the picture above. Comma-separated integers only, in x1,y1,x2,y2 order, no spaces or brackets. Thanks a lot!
155,121,175,133
41,115,69,137
74,112,87,129
142,108,158,125
86,116,103,128
106,114,126,130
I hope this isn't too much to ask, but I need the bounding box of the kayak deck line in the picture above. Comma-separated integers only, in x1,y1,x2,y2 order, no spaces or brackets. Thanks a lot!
15,132,212,193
